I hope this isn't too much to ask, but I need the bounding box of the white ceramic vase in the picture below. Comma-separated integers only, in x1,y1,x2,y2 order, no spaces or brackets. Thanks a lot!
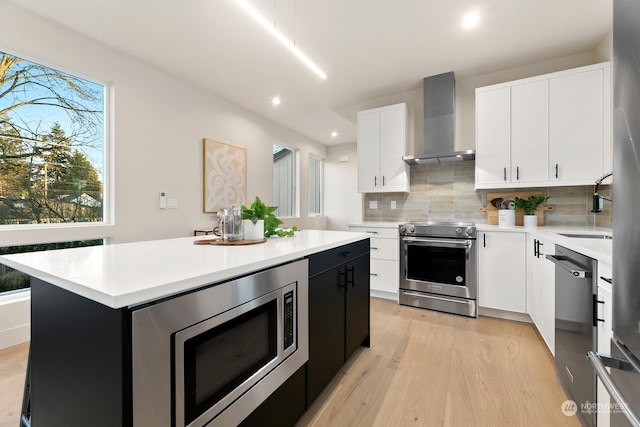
523,214,538,228
242,219,264,240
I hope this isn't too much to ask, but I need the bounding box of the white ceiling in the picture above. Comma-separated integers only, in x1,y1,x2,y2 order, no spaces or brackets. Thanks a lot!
9,0,612,146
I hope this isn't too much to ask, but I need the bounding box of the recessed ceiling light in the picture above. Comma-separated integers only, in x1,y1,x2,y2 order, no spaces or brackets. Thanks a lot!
462,11,480,30
272,97,281,106
331,131,338,137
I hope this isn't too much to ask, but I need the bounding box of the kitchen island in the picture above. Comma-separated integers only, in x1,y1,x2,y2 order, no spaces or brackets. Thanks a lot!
0,230,371,427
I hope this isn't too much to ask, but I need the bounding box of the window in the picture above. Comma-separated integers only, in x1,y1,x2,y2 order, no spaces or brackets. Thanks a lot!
272,144,297,217
308,156,322,216
0,239,104,294
0,50,106,226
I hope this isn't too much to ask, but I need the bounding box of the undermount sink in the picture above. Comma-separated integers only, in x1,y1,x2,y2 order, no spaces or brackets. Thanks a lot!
558,233,612,240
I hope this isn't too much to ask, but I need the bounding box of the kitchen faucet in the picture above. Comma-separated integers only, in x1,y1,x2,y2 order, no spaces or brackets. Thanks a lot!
592,171,613,213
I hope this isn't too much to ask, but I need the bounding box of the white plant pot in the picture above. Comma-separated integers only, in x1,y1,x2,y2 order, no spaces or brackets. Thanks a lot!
523,215,538,228
242,219,264,240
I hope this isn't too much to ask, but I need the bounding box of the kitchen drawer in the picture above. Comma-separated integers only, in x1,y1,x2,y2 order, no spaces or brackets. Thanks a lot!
349,226,398,239
370,259,399,293
369,237,398,261
308,239,370,278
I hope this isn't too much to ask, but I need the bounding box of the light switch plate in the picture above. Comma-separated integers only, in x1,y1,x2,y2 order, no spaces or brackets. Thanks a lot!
168,198,178,209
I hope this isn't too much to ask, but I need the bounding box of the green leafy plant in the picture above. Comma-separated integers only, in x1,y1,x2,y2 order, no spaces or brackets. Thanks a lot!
514,195,550,215
241,196,299,237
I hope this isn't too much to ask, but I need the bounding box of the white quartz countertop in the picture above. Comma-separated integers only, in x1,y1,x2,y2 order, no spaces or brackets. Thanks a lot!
476,224,612,264
0,230,369,309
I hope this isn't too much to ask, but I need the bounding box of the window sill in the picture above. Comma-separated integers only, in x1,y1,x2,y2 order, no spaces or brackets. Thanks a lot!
0,223,115,247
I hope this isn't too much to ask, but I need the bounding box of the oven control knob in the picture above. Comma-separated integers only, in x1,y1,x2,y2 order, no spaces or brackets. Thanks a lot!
407,225,415,234
399,225,406,234
455,227,462,234
465,227,473,237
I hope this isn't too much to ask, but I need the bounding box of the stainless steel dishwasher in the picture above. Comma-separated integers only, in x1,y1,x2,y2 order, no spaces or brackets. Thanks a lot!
546,245,597,427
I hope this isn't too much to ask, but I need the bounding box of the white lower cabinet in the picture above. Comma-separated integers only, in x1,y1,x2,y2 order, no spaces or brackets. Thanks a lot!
597,262,613,427
349,225,399,299
478,231,526,313
526,235,555,355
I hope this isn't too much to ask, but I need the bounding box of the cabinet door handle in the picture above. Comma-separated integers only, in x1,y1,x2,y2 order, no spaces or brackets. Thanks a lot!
593,295,605,326
342,250,352,257
374,176,377,187
516,166,520,181
370,246,378,250
365,231,378,234
347,266,355,288
382,176,386,186
483,233,486,248
503,167,507,181
533,239,539,257
555,164,559,179
370,273,378,277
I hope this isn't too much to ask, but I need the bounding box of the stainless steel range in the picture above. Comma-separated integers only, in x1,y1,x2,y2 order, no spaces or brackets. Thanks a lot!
399,221,477,317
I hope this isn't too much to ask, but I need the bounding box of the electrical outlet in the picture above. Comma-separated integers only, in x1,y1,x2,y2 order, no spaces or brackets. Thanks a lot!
369,200,378,209
391,200,397,210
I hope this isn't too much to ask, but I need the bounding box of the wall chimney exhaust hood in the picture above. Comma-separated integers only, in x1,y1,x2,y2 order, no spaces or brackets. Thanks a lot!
403,72,475,165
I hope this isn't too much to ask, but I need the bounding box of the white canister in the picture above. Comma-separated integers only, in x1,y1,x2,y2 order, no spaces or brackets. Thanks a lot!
498,209,515,226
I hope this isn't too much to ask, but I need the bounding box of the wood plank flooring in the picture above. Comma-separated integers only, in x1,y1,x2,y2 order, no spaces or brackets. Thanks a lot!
0,298,578,427
297,298,579,427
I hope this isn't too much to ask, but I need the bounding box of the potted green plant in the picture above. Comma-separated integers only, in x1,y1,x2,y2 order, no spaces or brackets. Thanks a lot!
514,195,550,227
240,196,299,239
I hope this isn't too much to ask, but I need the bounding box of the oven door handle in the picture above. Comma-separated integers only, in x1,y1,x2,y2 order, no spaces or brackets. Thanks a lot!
402,237,473,248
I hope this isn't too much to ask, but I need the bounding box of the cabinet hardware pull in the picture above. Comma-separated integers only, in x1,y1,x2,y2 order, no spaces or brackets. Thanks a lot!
365,231,378,234
374,176,377,187
382,176,386,186
483,233,486,247
342,250,352,257
593,295,606,326
503,167,507,181
555,164,559,179
516,166,520,181
533,239,539,257
347,266,355,288
370,273,378,276
370,247,378,250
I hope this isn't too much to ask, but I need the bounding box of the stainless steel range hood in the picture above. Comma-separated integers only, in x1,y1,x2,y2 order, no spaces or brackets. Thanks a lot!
403,72,475,165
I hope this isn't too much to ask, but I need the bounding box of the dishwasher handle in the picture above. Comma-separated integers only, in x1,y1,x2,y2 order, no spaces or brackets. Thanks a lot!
545,254,592,279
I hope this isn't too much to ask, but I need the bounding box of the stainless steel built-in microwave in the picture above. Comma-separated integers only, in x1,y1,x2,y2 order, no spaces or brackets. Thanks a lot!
131,259,309,427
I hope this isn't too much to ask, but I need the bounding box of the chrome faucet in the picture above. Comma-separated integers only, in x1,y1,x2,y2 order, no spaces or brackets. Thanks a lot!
592,171,613,213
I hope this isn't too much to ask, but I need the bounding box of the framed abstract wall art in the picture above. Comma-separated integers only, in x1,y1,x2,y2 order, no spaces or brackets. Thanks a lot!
202,138,247,213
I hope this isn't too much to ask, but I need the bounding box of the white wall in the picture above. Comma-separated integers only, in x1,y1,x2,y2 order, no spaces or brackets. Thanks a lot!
324,143,362,230
0,0,327,347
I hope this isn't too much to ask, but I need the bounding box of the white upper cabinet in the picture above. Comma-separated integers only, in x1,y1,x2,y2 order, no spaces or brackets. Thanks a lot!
475,62,611,189
511,79,549,185
549,68,608,184
357,103,409,193
476,87,511,186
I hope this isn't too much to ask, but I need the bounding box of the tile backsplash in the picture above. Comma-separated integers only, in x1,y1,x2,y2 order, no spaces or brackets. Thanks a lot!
363,161,612,229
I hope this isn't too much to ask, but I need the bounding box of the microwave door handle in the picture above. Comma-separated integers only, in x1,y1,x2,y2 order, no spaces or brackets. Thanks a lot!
403,238,472,248
587,351,640,427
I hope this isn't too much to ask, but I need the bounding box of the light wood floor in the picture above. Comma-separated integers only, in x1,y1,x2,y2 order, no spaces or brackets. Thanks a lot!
297,298,579,427
0,298,579,427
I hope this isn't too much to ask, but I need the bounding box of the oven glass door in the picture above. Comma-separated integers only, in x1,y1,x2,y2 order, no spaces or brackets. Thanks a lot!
404,239,470,287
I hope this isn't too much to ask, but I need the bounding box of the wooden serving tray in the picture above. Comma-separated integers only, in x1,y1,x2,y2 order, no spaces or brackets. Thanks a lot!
194,238,267,246
478,191,553,226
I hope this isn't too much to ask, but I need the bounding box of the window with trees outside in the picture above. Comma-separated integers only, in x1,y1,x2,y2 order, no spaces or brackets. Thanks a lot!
0,50,105,226
0,50,106,295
